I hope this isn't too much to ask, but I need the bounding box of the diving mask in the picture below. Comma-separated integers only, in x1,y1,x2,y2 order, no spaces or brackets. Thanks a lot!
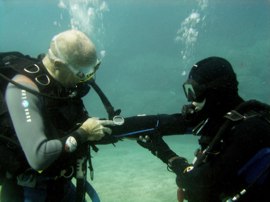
183,79,206,102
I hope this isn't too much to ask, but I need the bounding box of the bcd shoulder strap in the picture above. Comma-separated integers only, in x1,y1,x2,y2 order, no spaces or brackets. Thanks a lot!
225,100,270,123
195,100,270,167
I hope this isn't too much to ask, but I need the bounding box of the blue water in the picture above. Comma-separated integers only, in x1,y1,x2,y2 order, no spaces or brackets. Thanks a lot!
1,0,270,201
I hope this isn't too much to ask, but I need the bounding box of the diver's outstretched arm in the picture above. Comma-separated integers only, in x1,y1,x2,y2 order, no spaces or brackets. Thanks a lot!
111,113,193,140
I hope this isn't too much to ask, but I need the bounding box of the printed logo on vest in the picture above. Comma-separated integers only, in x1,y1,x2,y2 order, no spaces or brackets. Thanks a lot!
21,90,32,123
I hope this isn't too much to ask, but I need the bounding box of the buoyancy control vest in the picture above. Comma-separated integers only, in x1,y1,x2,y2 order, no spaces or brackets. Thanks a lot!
194,100,270,201
176,100,270,202
0,52,121,202
195,100,270,166
0,52,92,178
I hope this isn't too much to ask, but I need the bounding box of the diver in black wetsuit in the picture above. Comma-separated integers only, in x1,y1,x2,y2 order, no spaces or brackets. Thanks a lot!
111,57,270,202
0,30,114,202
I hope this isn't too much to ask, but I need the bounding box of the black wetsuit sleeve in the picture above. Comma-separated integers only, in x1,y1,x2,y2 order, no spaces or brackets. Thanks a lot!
111,114,192,139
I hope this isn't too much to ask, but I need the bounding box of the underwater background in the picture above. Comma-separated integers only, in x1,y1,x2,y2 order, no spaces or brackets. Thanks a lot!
1,0,270,201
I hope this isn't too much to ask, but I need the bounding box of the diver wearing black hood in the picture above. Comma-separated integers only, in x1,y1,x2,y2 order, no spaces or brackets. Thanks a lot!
111,57,270,202
183,57,245,150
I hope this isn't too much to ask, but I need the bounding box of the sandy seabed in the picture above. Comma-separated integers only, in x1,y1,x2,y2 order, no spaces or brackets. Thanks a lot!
86,135,198,202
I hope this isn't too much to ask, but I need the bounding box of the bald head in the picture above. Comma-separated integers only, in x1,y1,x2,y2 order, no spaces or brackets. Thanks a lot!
50,30,97,68
43,30,99,87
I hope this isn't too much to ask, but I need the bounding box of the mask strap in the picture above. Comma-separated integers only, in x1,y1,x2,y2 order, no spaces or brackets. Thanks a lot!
51,35,66,63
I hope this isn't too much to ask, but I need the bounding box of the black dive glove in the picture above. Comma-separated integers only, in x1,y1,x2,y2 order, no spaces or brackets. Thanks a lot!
182,103,196,120
137,135,177,164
